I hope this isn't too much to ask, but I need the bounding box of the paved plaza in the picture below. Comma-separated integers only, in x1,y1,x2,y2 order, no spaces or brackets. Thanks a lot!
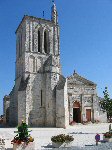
0,123,112,150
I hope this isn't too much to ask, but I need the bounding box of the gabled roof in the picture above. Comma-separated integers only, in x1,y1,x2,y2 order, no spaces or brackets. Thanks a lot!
67,72,97,86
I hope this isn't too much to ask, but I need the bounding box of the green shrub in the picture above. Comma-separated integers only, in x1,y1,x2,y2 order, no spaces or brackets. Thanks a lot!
51,134,74,143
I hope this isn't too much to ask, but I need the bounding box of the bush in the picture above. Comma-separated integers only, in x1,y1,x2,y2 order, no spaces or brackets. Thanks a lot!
51,134,74,143
104,132,112,138
65,135,74,142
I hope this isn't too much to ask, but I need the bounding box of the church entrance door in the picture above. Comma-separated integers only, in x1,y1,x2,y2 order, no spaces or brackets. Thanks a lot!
73,108,81,123
86,109,91,122
73,101,81,123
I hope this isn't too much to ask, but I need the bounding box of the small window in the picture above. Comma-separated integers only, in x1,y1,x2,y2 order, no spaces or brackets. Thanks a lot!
41,90,42,106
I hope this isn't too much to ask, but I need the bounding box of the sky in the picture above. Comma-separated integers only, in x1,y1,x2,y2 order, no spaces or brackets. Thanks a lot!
0,0,112,115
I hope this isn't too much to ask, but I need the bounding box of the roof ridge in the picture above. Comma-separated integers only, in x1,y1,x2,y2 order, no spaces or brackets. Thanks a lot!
67,72,96,86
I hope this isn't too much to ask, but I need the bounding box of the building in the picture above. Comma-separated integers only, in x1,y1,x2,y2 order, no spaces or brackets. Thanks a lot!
67,71,107,123
3,3,107,128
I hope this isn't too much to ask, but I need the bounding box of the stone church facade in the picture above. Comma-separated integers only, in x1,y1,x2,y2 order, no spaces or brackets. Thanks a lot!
67,72,107,123
3,3,107,128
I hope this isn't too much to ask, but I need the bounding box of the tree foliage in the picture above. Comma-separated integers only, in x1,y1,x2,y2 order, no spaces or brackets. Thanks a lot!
11,121,34,145
100,87,112,119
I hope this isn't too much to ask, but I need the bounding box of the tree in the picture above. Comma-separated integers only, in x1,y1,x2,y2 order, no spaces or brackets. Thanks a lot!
11,120,34,145
100,87,112,121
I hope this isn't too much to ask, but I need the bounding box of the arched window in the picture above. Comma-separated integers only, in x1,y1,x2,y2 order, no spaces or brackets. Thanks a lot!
44,31,48,53
38,30,41,52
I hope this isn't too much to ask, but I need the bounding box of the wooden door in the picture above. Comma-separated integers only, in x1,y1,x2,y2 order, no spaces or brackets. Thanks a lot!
86,109,91,122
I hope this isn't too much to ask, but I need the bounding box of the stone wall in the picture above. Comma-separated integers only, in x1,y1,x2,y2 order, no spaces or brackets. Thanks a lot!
9,77,21,126
67,72,107,123
27,74,45,127
56,76,69,128
68,84,96,123
18,90,26,125
3,96,10,124
93,97,107,122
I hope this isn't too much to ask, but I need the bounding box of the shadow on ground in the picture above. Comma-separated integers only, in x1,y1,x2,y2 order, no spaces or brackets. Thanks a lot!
42,143,54,149
70,132,103,134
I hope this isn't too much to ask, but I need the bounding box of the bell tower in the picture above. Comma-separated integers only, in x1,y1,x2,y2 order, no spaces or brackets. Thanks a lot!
15,2,60,81
4,0,68,127
14,2,61,126
5,1,69,128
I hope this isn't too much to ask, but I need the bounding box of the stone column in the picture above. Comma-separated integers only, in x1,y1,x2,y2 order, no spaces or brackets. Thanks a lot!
80,94,83,123
92,94,94,123
69,95,73,123
49,30,53,54
25,20,30,52
34,29,38,52
29,22,33,52
53,27,59,55
68,94,72,124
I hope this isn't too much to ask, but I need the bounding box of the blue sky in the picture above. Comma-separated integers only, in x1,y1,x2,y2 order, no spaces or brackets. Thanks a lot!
0,0,112,115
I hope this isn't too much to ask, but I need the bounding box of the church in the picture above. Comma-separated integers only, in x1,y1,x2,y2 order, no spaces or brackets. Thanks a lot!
3,3,107,128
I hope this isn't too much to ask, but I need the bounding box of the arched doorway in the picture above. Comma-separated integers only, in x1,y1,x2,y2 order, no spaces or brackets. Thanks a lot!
73,101,81,123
